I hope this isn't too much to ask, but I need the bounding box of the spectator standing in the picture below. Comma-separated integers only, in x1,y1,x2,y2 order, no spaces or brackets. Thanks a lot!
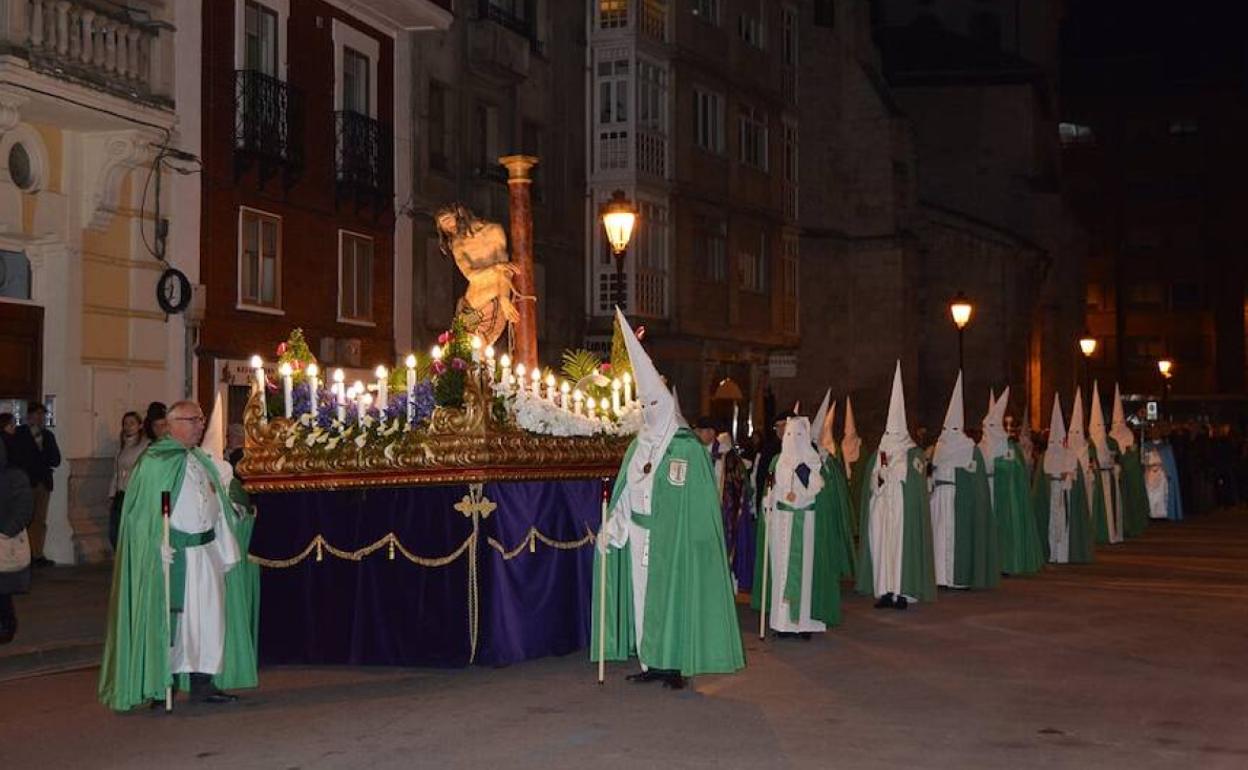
10,403,61,567
0,428,34,643
142,402,169,443
107,412,148,550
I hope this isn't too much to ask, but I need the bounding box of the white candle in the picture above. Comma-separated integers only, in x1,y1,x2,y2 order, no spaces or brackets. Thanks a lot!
499,354,511,392
250,355,267,420
432,345,443,361
622,371,633,406
560,381,571,410
515,364,526,397
470,335,483,363
357,391,370,422
484,345,496,381
306,363,320,419
333,369,346,422
545,373,556,403
405,354,417,426
375,365,388,409
573,389,584,416
530,368,542,398
587,395,597,419
352,381,365,421
279,362,294,419
611,378,622,416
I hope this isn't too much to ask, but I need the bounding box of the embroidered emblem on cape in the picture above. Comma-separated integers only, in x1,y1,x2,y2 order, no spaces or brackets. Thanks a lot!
967,459,978,473
668,459,688,486
1004,448,1015,460
912,456,926,473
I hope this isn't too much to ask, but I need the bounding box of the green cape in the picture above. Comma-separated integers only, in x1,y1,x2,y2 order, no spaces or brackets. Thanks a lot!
952,447,1001,589
1061,464,1098,564
97,438,259,711
844,455,868,536
994,441,1045,575
591,430,745,675
1111,439,1150,539
1088,446,1114,546
854,446,936,602
749,456,843,627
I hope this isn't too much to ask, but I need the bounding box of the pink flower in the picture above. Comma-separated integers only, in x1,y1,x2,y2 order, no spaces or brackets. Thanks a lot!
432,360,447,376
600,362,612,373
438,331,451,345
276,342,288,356
451,358,468,371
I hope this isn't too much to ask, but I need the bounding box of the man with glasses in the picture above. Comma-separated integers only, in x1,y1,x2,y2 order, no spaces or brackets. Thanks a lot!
99,401,259,711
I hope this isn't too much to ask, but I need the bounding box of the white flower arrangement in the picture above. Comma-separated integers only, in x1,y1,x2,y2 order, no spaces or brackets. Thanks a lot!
506,390,640,438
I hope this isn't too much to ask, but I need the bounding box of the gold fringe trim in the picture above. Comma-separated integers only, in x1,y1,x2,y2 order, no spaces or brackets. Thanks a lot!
248,532,474,569
486,525,597,560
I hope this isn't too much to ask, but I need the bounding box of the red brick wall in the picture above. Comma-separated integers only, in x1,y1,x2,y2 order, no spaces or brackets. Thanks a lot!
198,0,396,383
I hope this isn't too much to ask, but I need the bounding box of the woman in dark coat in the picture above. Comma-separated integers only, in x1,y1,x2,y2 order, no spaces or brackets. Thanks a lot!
1,435,35,644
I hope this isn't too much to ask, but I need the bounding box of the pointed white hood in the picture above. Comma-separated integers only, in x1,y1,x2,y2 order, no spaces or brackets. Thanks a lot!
934,371,975,474
811,388,833,457
841,395,862,466
979,385,1010,463
1088,381,1112,467
1042,392,1071,477
1068,387,1091,475
1110,383,1134,449
878,361,915,461
773,416,825,508
616,308,678,516
671,385,689,429
819,399,838,458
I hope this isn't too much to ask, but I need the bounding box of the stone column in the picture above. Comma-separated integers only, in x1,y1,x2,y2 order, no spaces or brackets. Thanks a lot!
499,154,539,370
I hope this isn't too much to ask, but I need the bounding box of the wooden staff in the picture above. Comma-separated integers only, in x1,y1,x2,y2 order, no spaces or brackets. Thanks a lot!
758,494,769,640
161,490,173,713
597,478,609,685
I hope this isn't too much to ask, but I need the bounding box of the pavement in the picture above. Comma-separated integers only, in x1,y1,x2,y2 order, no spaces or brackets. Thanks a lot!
1,509,1247,769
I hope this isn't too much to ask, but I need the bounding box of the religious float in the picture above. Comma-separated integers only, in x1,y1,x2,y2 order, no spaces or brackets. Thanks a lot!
238,175,642,669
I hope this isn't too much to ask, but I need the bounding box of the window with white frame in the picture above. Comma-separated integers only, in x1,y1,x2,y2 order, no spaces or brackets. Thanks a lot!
332,20,378,117
634,200,669,317
738,3,765,48
694,88,725,154
600,0,628,28
239,208,281,310
782,121,798,219
782,5,798,66
637,59,666,131
598,58,630,125
0,250,31,300
235,0,287,79
692,0,719,24
781,234,799,333
338,231,374,323
738,228,767,293
639,0,667,40
739,105,768,170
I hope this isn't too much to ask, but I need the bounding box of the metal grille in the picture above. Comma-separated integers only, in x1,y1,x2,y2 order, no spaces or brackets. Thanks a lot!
234,69,302,175
335,110,391,198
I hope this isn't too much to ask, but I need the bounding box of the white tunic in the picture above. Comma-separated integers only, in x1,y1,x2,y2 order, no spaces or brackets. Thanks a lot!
764,501,825,633
868,455,907,599
1047,474,1071,564
1144,447,1169,520
170,458,240,675
929,478,958,588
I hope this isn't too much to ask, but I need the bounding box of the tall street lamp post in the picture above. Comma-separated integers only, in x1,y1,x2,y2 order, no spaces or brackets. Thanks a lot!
601,190,637,311
949,291,973,374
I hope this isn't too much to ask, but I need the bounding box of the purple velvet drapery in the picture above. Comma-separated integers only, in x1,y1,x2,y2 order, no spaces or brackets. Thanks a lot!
249,479,607,668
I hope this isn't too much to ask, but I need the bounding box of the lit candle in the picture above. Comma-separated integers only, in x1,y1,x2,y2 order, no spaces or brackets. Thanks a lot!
484,345,496,381
306,363,320,419
545,373,556,403
587,395,597,419
375,365,388,409
405,354,417,426
359,392,373,422
470,335,483,363
515,363,527,396
333,369,346,422
530,368,542,398
573,389,584,416
611,378,622,416
250,355,267,420
352,381,365,421
279,362,294,419
560,381,571,410
622,371,633,406
432,345,443,361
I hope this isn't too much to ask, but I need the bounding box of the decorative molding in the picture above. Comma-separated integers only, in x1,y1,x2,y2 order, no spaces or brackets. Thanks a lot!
81,355,166,370
83,302,165,321
83,128,163,232
0,91,28,134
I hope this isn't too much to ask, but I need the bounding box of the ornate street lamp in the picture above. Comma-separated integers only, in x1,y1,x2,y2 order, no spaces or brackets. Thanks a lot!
949,291,973,372
601,190,637,311
1158,358,1174,419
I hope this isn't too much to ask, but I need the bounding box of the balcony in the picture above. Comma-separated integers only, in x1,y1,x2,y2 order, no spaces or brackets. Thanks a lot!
467,2,537,81
234,69,303,187
335,109,391,211
0,0,173,104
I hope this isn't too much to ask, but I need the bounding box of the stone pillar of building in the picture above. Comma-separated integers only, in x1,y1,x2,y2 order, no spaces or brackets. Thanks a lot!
499,154,539,369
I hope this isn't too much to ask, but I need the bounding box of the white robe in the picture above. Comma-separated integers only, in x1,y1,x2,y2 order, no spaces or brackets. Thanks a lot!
868,455,907,599
1047,474,1071,564
170,459,240,675
1144,447,1169,520
929,470,958,587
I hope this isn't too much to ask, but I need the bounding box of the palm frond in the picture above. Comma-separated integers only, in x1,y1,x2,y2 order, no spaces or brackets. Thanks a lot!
561,348,602,384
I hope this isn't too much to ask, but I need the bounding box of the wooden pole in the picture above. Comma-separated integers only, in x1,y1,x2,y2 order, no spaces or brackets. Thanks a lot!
161,491,173,713
499,154,539,370
758,502,769,640
597,479,609,684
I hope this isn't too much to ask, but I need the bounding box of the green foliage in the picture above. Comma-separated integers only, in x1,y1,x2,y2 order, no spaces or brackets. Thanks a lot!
609,316,633,382
277,328,317,382
560,349,602,385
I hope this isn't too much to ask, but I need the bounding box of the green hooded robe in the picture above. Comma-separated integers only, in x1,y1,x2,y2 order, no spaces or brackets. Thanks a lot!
952,447,1001,589
1111,439,1150,539
591,430,745,676
993,441,1045,576
97,438,259,711
1067,463,1098,564
854,447,936,603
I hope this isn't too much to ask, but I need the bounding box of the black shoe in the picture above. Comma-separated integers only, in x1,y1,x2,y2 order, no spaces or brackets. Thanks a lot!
799,632,813,641
874,593,895,609
773,631,798,640
894,595,909,610
199,692,239,704
33,556,54,568
660,673,687,690
626,670,662,684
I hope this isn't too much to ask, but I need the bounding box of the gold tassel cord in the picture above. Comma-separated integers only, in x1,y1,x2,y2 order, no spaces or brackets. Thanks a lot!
249,532,475,569
485,525,597,560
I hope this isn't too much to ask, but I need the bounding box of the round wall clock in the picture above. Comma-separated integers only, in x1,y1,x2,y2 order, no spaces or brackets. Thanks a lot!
157,267,192,314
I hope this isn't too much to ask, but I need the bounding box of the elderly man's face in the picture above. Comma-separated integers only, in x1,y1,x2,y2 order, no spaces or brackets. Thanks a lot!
168,405,206,448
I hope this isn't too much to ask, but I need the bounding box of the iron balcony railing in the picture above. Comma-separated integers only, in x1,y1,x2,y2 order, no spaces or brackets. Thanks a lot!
234,69,303,183
335,109,391,203
476,0,543,54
